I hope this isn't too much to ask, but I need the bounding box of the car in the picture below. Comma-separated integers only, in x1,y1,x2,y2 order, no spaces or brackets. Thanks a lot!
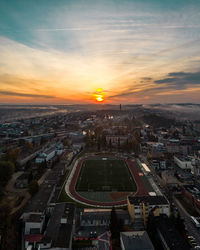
192,243,198,247
191,241,197,245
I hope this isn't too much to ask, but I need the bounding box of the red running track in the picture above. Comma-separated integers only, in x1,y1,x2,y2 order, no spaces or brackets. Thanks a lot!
68,157,148,207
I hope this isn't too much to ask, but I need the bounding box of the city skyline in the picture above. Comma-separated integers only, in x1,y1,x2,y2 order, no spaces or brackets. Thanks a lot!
0,0,200,104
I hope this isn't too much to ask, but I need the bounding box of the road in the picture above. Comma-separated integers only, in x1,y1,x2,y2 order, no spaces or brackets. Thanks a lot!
5,171,27,193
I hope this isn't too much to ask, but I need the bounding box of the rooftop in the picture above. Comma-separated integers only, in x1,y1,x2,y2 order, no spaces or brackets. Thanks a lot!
174,155,192,162
26,213,44,223
183,185,200,200
44,146,56,155
42,203,75,248
154,214,190,250
25,234,43,243
128,195,169,206
80,209,131,222
24,183,55,213
120,231,154,250
16,172,29,180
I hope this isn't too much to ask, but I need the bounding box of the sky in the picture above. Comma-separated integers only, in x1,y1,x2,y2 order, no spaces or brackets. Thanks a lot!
0,0,200,104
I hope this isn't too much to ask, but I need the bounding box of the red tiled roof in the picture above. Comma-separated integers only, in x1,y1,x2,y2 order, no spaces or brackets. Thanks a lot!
25,234,43,242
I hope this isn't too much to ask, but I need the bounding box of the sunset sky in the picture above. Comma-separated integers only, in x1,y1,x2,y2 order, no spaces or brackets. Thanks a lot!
0,0,200,104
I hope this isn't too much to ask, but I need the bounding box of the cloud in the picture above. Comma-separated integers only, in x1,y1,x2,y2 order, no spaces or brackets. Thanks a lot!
1,0,200,104
141,77,152,81
155,71,200,88
0,90,54,98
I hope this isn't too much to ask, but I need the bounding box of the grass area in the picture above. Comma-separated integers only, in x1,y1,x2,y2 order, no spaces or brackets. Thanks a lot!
57,170,69,187
58,186,88,208
76,158,137,192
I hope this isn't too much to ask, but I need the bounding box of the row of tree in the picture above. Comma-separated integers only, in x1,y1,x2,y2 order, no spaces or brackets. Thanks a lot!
0,147,20,192
85,127,141,154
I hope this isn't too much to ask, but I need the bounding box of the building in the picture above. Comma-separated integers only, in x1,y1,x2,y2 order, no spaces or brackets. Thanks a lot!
24,203,75,250
174,155,192,170
161,171,179,187
120,231,154,250
190,157,200,177
23,183,55,223
23,183,55,248
182,185,200,214
166,141,189,155
75,209,132,249
127,195,169,226
35,147,56,164
24,214,45,249
106,135,128,146
40,203,75,250
151,159,166,170
79,209,131,228
148,214,190,250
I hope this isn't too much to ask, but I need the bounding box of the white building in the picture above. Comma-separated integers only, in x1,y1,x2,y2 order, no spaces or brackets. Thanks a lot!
174,155,192,170
24,213,45,249
35,147,57,164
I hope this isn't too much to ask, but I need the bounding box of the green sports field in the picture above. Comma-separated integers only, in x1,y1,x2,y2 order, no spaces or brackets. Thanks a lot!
76,158,137,192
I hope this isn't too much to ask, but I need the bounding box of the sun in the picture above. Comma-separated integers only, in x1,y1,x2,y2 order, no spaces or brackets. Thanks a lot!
93,88,104,103
96,95,104,102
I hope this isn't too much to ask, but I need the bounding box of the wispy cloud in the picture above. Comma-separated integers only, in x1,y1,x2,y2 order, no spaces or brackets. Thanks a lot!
0,90,54,98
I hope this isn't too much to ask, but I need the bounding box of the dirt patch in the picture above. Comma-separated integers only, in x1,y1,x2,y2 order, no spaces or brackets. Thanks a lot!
110,192,131,200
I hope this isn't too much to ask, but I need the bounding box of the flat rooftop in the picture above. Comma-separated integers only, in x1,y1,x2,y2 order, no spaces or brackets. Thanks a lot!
24,183,55,213
42,203,75,248
128,195,169,206
121,231,154,250
154,214,190,250
175,155,192,162
26,213,44,223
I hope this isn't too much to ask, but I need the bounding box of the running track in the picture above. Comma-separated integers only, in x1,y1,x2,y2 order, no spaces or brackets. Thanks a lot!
68,157,149,207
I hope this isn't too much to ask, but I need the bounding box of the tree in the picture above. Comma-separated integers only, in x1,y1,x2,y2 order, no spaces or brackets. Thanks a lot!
25,141,33,151
109,207,119,239
28,180,39,195
0,161,15,186
97,136,101,151
7,147,21,163
94,126,103,138
109,139,112,151
117,138,121,151
101,134,107,149
132,138,140,156
133,130,141,142
62,138,70,147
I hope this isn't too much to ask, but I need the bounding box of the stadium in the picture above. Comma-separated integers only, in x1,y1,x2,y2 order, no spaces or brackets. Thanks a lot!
66,154,156,207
